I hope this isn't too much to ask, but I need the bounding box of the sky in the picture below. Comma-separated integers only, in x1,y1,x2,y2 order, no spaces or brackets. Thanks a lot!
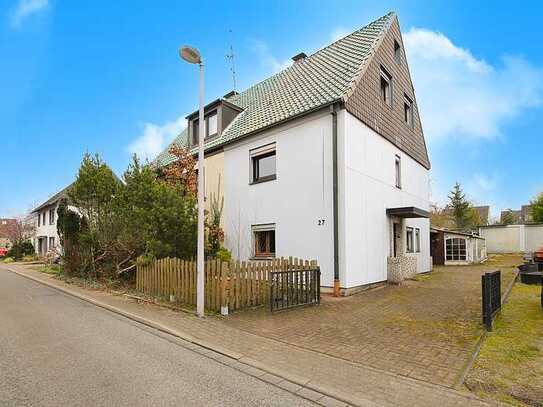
1,0,542,221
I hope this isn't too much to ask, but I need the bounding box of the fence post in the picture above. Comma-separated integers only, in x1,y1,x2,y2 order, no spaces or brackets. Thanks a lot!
220,261,229,316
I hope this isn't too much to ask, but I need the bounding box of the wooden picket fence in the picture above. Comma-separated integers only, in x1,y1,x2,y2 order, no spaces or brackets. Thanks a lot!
136,257,319,313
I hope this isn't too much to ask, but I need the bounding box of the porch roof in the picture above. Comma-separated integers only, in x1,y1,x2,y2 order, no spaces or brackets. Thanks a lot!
386,206,429,219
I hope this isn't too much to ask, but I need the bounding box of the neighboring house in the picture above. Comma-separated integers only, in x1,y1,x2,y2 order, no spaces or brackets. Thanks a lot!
430,227,487,266
0,218,17,250
500,205,533,224
154,12,431,294
479,223,543,254
472,205,490,226
31,184,72,257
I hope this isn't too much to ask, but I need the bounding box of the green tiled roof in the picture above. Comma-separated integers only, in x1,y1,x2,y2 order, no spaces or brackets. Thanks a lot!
152,128,189,168
153,12,393,167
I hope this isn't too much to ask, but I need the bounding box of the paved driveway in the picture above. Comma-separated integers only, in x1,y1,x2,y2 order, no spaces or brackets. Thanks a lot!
224,255,520,387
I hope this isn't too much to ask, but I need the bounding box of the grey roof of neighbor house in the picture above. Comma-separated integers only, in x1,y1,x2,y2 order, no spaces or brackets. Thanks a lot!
154,12,428,168
32,184,74,213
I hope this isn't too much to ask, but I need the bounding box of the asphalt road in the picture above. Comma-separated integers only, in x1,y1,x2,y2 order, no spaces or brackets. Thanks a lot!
0,268,315,407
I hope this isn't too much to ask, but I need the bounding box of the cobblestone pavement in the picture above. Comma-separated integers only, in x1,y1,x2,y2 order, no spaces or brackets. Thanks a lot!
224,255,520,387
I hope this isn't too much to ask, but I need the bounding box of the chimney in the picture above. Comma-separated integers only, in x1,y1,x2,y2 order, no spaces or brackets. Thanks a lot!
291,52,307,63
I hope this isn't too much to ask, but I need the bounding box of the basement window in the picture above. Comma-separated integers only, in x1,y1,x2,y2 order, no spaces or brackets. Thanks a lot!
446,238,467,261
380,66,392,107
253,224,276,258
404,94,414,128
250,143,276,184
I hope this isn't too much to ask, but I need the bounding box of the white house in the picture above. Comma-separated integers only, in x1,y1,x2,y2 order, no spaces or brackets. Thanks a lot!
154,12,431,294
32,184,72,257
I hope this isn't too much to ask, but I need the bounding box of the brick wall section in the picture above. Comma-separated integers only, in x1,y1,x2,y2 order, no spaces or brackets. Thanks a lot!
345,16,431,169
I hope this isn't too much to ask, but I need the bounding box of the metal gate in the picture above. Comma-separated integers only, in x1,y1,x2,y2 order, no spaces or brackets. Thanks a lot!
482,270,501,331
270,268,320,311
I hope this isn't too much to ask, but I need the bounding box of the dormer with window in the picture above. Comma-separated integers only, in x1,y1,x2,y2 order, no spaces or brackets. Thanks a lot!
186,93,243,147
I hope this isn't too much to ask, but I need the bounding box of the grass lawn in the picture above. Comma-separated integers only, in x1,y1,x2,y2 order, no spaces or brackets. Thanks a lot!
465,282,543,406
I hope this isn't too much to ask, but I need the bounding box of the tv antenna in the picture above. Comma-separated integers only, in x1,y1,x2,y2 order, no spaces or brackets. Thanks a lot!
226,29,237,91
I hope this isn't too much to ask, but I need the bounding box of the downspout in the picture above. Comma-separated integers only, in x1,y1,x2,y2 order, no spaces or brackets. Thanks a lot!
330,104,340,296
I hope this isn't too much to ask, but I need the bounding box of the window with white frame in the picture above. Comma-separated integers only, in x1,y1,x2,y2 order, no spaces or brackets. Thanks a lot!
394,155,401,189
250,143,276,184
252,224,275,258
406,227,414,253
49,208,55,225
380,66,392,106
404,94,413,128
207,112,218,137
446,238,467,261
49,237,55,249
42,212,46,225
37,214,41,227
415,228,421,252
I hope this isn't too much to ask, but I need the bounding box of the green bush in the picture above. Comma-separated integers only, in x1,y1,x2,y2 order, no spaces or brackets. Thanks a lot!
3,257,14,263
6,241,35,261
216,247,232,262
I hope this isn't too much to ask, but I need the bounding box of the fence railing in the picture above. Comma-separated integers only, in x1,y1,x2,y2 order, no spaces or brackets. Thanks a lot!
270,267,320,311
136,257,319,313
482,270,501,331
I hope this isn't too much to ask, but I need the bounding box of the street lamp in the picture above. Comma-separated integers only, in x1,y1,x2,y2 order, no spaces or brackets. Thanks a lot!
179,45,205,317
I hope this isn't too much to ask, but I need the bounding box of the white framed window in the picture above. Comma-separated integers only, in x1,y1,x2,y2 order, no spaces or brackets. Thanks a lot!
42,212,46,225
49,237,55,249
404,94,413,128
446,238,467,261
406,227,414,253
250,143,276,184
415,228,421,252
49,208,55,225
380,66,392,107
252,224,275,258
394,155,401,189
207,112,218,137
37,214,41,227
394,40,401,64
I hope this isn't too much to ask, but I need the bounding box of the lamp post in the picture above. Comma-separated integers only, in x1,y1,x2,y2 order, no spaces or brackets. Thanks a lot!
179,45,205,317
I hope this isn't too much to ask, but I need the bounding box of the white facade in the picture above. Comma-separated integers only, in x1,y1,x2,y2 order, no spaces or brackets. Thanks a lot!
480,224,543,253
34,203,60,256
223,108,431,290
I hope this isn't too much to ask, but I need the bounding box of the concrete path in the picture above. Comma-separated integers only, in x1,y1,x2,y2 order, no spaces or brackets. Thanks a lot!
1,264,496,406
0,269,316,407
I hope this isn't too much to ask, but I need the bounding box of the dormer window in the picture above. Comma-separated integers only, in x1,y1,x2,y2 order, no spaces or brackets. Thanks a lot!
187,98,242,147
192,111,219,145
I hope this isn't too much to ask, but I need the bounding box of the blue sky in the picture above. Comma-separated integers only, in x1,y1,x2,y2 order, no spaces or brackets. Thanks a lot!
1,0,542,221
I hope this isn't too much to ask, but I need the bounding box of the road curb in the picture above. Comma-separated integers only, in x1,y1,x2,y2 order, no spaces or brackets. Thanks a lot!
4,266,357,407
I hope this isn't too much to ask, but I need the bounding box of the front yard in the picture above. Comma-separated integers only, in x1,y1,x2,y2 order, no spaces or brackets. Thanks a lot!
223,254,521,387
465,282,543,406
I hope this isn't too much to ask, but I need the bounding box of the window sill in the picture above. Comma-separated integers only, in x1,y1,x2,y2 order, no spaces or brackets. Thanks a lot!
250,256,276,261
250,175,277,185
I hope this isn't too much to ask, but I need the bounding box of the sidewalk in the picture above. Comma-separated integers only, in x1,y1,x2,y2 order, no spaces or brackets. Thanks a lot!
3,263,493,407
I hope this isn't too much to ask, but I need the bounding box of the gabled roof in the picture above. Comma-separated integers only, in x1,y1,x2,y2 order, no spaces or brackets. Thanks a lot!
32,183,74,213
154,12,429,168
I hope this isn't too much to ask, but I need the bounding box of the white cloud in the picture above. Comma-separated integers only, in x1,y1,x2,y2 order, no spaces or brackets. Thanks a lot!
128,116,186,162
10,0,48,28
250,40,292,74
403,28,543,142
